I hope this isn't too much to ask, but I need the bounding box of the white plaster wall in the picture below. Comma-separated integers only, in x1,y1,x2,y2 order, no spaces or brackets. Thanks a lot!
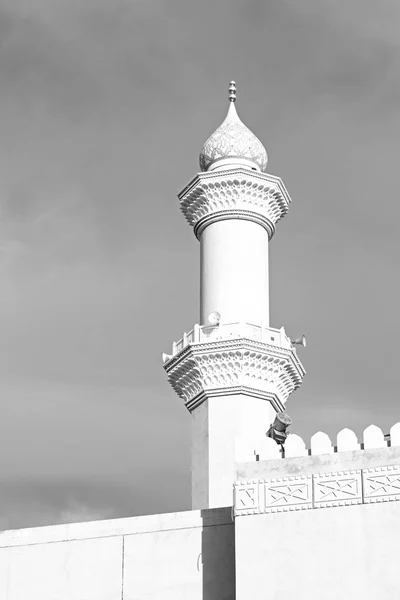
0,536,123,600
0,508,235,600
235,447,400,599
192,395,276,510
235,502,400,600
236,445,400,481
200,220,269,326
124,515,235,600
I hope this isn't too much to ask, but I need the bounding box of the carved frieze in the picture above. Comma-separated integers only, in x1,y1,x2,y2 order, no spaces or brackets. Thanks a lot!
178,169,291,239
164,336,305,413
263,475,312,513
234,464,400,517
313,470,362,508
234,481,260,516
363,465,400,503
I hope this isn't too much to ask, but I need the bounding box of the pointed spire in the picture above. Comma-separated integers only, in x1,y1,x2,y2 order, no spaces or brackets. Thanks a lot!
199,81,268,173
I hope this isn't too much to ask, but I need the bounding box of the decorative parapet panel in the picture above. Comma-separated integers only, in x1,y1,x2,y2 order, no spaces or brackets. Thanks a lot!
234,480,260,516
235,476,313,515
234,464,400,517
264,475,312,512
363,465,400,503
163,322,305,412
313,470,362,508
178,168,291,239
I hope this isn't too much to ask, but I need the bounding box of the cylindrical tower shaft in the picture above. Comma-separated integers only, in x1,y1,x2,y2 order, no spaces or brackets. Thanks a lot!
200,219,269,326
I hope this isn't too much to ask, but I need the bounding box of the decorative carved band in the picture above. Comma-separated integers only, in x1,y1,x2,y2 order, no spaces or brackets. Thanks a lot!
234,480,259,516
234,465,400,516
363,465,400,503
313,471,362,508
264,475,313,512
186,386,285,413
164,337,305,413
235,476,313,516
178,169,291,238
193,209,275,239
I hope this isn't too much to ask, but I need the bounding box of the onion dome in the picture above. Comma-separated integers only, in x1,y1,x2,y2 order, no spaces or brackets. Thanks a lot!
199,81,268,173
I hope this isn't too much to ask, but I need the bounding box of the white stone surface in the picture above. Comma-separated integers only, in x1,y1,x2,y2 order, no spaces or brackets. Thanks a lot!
0,536,123,600
235,502,400,600
236,437,257,463
191,395,276,509
235,464,400,515
200,219,269,326
0,509,235,600
257,436,281,460
284,434,308,457
199,97,268,173
166,332,303,411
166,325,304,508
363,465,400,503
178,169,290,238
363,424,386,449
123,516,234,600
390,422,400,447
236,443,400,484
235,481,260,516
313,470,362,508
235,445,400,516
310,431,333,455
337,428,360,452
264,475,312,512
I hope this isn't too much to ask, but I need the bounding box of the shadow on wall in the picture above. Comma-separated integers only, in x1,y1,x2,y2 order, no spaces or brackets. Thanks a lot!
201,508,236,600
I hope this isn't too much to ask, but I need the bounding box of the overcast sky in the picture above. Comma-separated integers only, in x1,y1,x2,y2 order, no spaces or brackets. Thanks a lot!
0,0,399,529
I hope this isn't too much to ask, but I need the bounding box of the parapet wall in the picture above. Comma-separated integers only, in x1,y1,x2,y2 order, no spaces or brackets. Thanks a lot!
234,422,400,600
237,422,400,463
234,423,400,516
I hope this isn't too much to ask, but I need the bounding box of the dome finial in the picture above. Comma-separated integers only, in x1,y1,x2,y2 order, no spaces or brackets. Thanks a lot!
228,81,236,103
199,81,268,172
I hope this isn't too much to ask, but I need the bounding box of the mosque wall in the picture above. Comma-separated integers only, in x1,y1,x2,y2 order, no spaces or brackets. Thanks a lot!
234,428,400,600
235,502,400,600
0,507,235,600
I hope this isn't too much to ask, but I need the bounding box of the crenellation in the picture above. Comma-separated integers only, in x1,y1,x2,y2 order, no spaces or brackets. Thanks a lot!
390,422,400,447
284,433,308,458
363,424,387,449
311,431,334,455
246,423,400,463
337,428,360,452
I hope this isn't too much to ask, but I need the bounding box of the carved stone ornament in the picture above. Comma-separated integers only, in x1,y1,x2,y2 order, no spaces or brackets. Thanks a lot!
178,169,291,239
234,480,260,516
263,475,312,513
199,100,268,173
313,470,362,508
234,464,400,517
363,465,400,503
164,333,305,413
235,476,313,516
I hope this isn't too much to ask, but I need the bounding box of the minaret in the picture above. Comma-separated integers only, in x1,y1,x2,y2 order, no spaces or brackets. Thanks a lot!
163,82,305,510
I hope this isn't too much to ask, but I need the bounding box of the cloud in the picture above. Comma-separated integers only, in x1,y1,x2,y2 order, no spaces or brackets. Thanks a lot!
0,0,399,528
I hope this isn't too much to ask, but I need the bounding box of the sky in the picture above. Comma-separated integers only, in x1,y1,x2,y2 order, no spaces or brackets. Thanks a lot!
0,0,399,529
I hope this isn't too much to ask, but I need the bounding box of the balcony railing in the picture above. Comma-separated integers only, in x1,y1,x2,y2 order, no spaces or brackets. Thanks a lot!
171,322,292,357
